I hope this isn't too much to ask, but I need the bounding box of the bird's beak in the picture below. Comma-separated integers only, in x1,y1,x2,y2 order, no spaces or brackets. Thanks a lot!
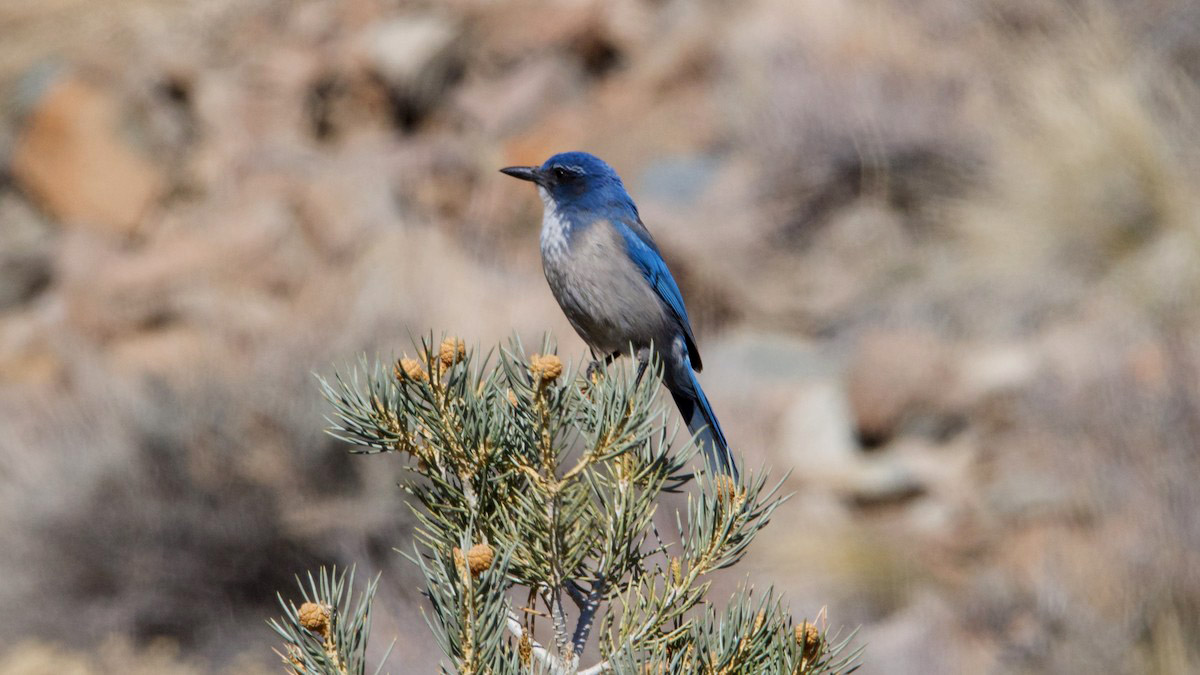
500,165,543,185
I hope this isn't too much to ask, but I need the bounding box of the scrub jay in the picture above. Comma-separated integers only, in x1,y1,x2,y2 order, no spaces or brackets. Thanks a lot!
501,152,738,478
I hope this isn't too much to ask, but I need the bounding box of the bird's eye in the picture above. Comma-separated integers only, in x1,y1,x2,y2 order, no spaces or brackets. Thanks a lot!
552,167,571,181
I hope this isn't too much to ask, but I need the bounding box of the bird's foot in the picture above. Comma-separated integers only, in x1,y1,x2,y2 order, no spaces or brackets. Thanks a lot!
634,347,652,386
586,351,622,384
586,360,603,384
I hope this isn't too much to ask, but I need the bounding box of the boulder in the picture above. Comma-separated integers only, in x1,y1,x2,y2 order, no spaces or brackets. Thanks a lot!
10,76,163,235
357,15,463,130
845,329,954,446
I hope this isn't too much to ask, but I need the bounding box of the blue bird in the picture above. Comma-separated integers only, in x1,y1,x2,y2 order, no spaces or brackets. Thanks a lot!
501,152,738,478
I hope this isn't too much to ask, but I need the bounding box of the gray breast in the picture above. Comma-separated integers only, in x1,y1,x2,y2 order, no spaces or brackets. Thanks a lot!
541,214,672,356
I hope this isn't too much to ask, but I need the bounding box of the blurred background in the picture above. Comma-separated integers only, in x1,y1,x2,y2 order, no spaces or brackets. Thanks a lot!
1,0,1199,672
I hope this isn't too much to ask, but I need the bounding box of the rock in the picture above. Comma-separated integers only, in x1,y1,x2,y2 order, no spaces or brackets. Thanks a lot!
0,249,52,310
778,379,859,473
954,342,1040,405
357,15,463,130
846,332,1039,448
453,59,575,136
843,458,927,507
0,307,62,385
845,330,954,446
466,1,599,65
10,76,164,235
0,191,53,309
777,377,932,505
699,331,837,386
110,326,211,379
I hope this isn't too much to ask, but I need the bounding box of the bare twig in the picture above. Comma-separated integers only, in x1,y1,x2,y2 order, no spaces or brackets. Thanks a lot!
577,660,611,675
570,592,601,657
506,613,564,673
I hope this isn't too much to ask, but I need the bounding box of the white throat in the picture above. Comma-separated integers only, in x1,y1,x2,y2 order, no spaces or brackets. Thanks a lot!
538,186,570,256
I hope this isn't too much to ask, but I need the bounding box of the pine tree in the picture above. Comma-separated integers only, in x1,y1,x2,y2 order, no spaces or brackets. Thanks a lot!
271,335,861,674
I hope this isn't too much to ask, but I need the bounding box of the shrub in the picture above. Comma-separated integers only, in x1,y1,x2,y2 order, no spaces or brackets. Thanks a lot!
271,335,860,674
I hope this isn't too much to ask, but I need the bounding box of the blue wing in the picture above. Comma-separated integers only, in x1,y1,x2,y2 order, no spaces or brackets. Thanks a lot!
614,217,703,371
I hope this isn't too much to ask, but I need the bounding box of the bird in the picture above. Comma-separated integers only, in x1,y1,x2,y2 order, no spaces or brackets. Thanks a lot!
501,151,738,479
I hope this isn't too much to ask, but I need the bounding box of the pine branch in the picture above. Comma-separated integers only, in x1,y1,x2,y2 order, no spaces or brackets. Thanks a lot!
268,566,390,675
286,333,863,674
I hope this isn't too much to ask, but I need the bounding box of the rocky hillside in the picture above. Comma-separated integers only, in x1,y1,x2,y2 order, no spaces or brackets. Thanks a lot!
1,0,1199,672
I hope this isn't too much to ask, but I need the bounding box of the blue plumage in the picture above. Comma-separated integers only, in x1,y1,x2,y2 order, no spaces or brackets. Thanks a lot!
501,152,737,478
613,219,702,371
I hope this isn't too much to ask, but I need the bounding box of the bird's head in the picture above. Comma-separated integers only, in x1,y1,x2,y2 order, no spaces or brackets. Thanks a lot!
501,152,634,214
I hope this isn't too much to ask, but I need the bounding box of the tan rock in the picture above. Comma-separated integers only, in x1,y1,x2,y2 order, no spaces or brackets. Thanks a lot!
362,15,459,88
10,76,163,235
453,59,574,136
778,379,858,471
109,326,212,380
845,330,953,445
467,1,598,64
356,14,463,129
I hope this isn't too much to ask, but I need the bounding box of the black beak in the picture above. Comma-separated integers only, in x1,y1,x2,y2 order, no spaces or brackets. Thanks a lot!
500,165,543,185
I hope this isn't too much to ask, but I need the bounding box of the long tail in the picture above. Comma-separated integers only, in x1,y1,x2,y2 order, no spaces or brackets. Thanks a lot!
665,345,739,480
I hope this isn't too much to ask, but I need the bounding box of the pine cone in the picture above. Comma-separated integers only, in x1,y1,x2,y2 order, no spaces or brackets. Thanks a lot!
298,602,330,637
529,354,563,383
396,357,429,383
467,543,495,576
439,338,466,369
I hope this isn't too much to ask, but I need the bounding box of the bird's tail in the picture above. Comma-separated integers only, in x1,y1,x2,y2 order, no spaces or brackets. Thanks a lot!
666,355,739,480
